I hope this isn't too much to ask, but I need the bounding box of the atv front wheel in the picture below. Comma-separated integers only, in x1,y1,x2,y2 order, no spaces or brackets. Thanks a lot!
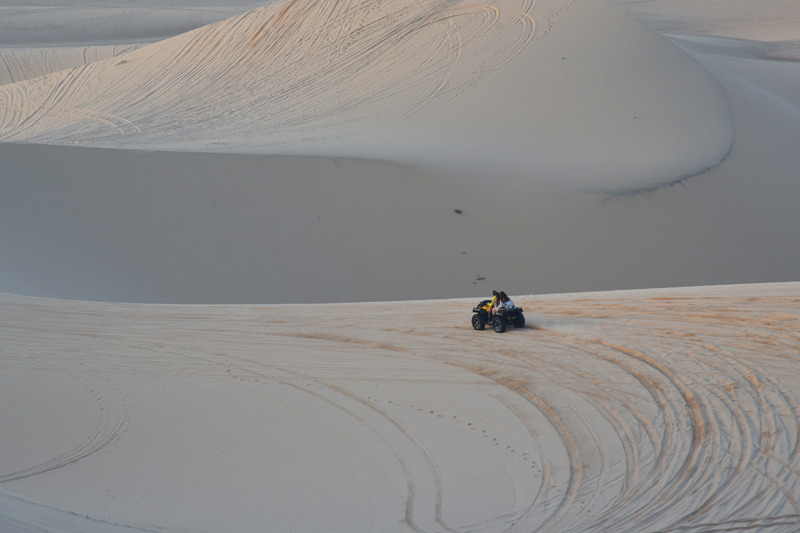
472,313,485,330
492,316,507,333
512,314,525,328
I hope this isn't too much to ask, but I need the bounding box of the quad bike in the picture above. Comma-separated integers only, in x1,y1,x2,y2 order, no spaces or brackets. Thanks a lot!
471,300,525,333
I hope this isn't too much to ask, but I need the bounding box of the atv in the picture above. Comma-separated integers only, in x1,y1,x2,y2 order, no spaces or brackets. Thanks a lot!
471,300,525,333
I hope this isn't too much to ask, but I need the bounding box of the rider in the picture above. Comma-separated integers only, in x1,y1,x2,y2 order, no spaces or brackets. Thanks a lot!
482,291,498,319
496,291,513,312
489,291,513,320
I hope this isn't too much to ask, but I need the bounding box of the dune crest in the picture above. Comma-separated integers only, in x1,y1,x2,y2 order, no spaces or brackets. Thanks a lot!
0,0,735,192
0,0,536,146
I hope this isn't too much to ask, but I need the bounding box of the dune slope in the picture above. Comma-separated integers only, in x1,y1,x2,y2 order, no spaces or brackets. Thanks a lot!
1,284,799,532
3,43,800,305
0,0,732,190
4,0,797,303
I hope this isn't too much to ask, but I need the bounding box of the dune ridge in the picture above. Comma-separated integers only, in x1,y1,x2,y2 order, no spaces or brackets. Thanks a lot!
0,46,142,87
0,0,537,145
0,0,733,192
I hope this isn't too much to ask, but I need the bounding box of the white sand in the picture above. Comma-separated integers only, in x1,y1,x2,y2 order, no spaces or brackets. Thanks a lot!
1,283,800,532
2,0,800,531
607,0,800,42
0,0,799,303
0,0,732,192
0,6,245,86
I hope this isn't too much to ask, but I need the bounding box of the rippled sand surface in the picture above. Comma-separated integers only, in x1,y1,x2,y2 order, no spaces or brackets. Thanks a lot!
2,283,799,532
2,1,800,530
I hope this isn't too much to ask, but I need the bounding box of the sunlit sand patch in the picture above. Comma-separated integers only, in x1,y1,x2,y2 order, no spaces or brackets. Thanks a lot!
0,0,535,145
1,284,799,531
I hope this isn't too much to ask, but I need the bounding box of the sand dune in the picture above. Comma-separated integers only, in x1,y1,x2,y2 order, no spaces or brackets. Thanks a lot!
3,33,800,304
1,283,799,532
0,7,241,47
607,0,800,42
0,0,731,191
0,46,140,87
0,7,251,86
2,1,800,531
3,0,799,303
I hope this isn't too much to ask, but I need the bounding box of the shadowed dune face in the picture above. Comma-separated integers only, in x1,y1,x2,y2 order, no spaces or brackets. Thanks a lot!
0,7,239,48
607,0,800,41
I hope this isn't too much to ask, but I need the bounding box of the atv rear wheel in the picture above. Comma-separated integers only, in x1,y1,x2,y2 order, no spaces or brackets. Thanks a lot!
471,314,485,330
492,316,507,333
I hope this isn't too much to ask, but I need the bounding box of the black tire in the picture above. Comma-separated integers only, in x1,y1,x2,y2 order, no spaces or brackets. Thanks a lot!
513,314,525,328
472,314,485,330
493,316,507,333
